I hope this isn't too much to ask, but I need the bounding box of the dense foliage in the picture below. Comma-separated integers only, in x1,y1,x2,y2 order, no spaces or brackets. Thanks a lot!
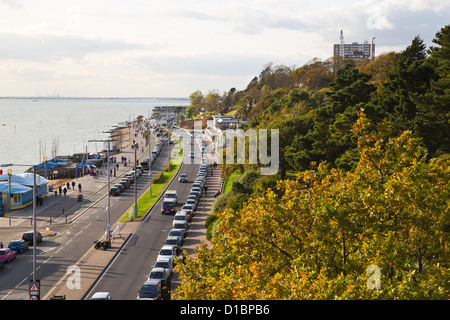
176,26,450,299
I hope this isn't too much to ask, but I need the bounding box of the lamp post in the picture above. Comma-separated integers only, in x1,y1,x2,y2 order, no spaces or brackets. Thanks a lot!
0,163,38,285
88,138,116,243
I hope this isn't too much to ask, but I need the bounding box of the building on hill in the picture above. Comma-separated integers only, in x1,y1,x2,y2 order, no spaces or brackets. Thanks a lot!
334,30,375,60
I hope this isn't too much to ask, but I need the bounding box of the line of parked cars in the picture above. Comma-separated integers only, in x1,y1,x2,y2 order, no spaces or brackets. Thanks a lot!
0,231,43,271
110,131,166,197
137,137,210,300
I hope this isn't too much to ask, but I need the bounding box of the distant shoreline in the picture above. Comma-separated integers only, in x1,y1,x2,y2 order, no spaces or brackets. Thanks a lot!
0,97,189,100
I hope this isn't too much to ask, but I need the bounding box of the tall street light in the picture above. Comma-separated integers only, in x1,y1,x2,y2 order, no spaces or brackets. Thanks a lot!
88,138,116,243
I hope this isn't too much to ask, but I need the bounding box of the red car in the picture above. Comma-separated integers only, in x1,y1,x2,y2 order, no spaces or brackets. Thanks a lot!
0,248,16,263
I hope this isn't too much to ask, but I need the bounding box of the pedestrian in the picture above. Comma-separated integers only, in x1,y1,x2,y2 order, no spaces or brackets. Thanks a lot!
78,183,82,192
67,182,70,190
71,181,75,190
63,187,67,196
54,190,57,197
0,242,3,248
204,186,208,195
59,185,62,196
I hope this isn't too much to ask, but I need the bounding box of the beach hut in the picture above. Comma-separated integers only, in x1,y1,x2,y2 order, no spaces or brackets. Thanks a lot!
0,173,49,211
0,182,32,211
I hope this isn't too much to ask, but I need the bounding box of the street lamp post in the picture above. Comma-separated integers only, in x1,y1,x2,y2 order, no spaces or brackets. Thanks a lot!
88,138,116,243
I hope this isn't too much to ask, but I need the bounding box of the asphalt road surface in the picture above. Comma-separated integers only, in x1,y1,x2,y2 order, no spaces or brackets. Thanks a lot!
83,136,201,300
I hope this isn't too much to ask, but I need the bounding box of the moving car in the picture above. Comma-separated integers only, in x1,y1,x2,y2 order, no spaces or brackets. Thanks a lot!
178,174,188,183
189,152,195,158
0,248,16,263
8,239,29,253
161,198,176,215
90,292,111,300
22,231,43,245
164,190,178,204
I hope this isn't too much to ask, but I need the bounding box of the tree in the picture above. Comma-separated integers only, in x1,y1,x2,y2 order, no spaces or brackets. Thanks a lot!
189,90,205,115
174,110,449,300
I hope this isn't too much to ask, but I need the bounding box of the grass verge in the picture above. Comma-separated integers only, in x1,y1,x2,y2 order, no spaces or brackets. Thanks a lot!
118,161,181,222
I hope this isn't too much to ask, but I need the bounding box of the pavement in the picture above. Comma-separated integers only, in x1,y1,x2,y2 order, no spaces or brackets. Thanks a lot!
0,127,223,300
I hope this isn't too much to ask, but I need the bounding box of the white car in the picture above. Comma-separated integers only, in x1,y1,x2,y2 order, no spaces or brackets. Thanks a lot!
90,292,111,300
153,256,174,279
173,211,188,228
157,245,177,262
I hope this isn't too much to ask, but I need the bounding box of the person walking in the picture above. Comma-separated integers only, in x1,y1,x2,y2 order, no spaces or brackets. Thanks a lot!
59,185,62,196
204,185,208,196
71,181,75,190
78,183,82,192
63,187,67,197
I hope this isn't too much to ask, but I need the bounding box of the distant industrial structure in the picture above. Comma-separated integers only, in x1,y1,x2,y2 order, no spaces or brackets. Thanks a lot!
334,30,375,60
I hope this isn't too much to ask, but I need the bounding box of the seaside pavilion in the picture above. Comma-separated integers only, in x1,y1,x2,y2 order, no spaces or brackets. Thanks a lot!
0,172,49,212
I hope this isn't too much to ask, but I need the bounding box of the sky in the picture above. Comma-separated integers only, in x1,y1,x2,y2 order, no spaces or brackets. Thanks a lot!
0,0,449,98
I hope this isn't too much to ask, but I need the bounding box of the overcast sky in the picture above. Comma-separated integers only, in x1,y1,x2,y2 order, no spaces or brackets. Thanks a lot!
0,0,449,97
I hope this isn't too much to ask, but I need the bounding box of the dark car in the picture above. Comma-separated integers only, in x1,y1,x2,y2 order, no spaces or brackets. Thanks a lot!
114,183,125,192
137,280,162,300
21,231,42,245
121,178,131,188
161,199,176,215
119,181,129,190
109,187,121,196
8,239,29,253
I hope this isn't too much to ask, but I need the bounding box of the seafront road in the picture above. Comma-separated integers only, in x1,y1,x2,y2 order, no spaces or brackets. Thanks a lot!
0,126,153,300
0,126,221,300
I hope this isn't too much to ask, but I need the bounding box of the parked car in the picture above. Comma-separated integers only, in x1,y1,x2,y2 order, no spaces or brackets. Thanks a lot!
173,223,188,236
121,177,132,188
22,231,42,245
173,211,188,227
153,256,174,279
181,205,194,219
157,245,177,262
169,228,184,245
109,187,121,196
0,248,16,263
191,182,203,190
8,239,29,253
119,180,129,190
186,198,198,210
114,183,125,192
163,236,181,255
137,280,162,300
179,174,188,183
147,267,171,293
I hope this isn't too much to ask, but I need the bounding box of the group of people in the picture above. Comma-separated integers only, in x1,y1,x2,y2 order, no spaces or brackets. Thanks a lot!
54,181,82,197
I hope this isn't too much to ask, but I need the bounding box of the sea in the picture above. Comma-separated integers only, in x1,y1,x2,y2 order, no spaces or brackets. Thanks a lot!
0,97,190,174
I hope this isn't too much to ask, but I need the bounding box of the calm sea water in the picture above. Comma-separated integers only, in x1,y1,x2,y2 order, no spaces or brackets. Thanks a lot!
0,97,189,173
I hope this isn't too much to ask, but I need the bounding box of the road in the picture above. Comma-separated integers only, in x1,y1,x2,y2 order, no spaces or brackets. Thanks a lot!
83,132,202,300
0,131,175,300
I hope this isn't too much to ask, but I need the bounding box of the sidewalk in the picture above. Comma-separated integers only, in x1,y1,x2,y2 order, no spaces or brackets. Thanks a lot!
0,126,151,241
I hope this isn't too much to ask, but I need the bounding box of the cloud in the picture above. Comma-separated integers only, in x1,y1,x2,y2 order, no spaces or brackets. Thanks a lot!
0,0,23,9
0,33,146,62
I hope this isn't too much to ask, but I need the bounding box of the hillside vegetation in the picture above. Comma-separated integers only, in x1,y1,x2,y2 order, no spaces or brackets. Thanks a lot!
174,26,450,299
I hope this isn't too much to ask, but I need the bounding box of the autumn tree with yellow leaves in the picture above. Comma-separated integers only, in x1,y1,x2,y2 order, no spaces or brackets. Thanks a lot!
174,111,449,300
